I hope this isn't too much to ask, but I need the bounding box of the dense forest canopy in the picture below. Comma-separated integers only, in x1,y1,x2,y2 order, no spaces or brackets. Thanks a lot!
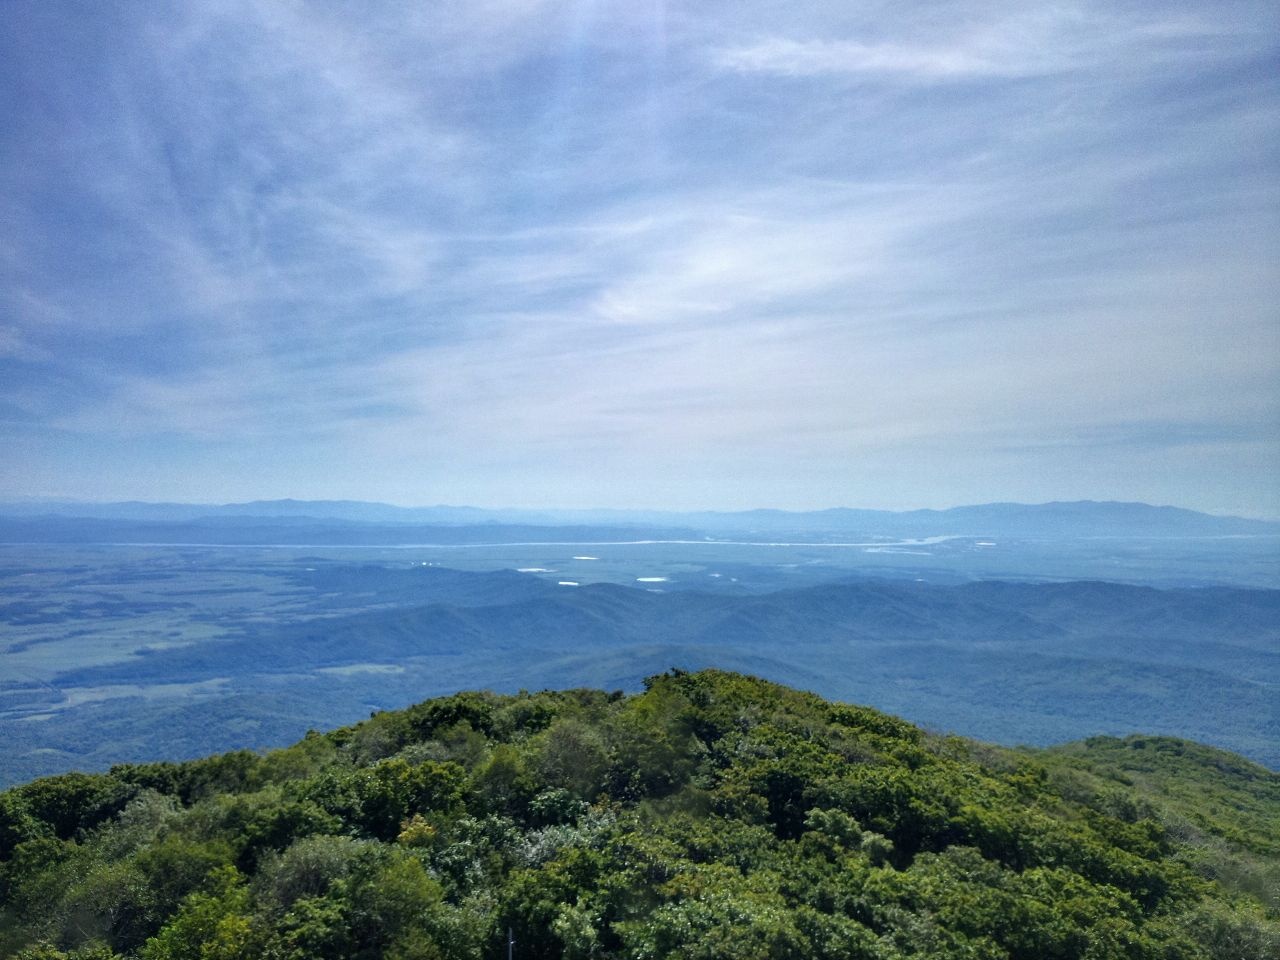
1,670,1276,959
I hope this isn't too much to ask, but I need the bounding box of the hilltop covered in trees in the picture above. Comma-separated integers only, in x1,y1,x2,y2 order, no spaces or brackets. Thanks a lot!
1,670,1276,958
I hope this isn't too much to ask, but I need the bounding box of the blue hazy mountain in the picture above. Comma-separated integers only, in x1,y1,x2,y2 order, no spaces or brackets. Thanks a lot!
6,570,1274,786
0,515,704,546
4,499,1276,590
2,498,1276,537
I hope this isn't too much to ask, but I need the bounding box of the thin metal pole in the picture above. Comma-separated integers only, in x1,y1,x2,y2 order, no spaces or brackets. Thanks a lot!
508,927,515,960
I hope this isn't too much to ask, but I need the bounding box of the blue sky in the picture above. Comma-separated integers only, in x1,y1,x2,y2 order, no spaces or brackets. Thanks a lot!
2,1,1277,515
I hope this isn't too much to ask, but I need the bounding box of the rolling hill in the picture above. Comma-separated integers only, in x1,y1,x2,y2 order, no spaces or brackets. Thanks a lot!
4,572,1275,787
0,671,1274,959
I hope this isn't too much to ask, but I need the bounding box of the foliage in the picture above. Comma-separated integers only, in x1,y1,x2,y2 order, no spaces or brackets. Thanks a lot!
1,670,1276,959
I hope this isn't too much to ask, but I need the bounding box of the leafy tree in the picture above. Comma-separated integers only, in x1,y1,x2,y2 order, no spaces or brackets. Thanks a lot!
141,866,261,960
1,671,1275,960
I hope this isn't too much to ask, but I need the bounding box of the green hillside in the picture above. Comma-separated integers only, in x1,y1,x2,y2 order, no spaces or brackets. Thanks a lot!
0,671,1275,959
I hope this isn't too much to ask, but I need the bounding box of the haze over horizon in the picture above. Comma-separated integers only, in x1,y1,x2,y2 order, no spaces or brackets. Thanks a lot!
5,494,1280,527
3,1,1277,517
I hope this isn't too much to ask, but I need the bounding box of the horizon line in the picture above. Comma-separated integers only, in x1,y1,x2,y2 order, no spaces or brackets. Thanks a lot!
1,495,1277,524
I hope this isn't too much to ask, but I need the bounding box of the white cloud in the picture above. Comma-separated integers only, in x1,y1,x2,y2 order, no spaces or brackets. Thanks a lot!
713,36,1046,80
1,0,1277,512
708,4,1266,81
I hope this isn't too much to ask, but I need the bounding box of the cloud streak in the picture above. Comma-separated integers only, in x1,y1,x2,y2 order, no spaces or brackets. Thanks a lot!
712,36,1054,80
1,0,1277,514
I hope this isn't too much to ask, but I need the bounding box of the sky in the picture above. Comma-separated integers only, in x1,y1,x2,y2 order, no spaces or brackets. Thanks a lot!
1,1,1278,516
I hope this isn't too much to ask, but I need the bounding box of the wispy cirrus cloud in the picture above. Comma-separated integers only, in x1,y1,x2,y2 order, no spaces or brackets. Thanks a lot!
712,36,1053,80
1,0,1277,513
709,6,1263,81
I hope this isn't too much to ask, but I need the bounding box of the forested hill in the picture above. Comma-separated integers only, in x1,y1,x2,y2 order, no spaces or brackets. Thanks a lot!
1,672,1276,959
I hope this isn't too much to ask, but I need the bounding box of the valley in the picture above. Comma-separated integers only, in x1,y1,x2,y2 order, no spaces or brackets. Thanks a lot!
2,507,1276,787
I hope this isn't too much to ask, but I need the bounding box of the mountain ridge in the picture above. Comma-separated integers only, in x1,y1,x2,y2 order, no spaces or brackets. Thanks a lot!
2,498,1276,535
12,573,1274,784
0,670,1275,958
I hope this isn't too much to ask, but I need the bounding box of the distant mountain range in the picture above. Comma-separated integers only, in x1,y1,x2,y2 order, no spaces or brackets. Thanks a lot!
13,568,1277,779
1,498,1275,542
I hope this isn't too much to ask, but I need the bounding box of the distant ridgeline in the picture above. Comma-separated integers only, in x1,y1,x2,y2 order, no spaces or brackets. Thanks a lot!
2,497,1277,538
5,568,1275,787
0,671,1275,959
